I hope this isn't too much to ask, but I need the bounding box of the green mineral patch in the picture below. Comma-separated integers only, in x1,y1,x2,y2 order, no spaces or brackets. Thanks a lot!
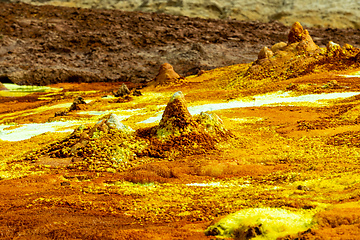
205,208,315,240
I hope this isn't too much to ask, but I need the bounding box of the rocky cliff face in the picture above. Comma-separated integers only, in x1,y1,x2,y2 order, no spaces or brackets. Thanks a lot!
7,0,360,29
1,2,359,86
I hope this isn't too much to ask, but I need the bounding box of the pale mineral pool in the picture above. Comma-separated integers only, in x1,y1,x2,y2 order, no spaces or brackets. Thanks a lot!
0,100,94,122
339,71,360,78
0,83,62,97
186,182,250,188
2,91,360,141
78,108,143,116
0,121,85,141
139,91,360,124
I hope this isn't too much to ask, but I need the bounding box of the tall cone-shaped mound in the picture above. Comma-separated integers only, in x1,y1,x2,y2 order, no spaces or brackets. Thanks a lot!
159,92,193,128
288,22,317,52
152,63,181,85
157,91,197,138
288,22,305,44
136,91,234,158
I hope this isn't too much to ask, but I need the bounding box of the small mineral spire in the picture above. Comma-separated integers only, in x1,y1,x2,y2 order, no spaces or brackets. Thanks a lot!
288,22,305,44
158,91,193,130
114,83,131,97
326,41,341,53
69,96,87,111
288,22,318,52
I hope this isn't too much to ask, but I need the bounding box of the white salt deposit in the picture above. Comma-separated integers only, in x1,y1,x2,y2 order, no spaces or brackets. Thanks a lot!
0,121,83,141
139,91,360,124
2,83,61,92
105,114,134,133
78,108,142,116
339,71,360,78
0,112,132,141
186,182,250,188
231,117,263,123
186,182,225,187
140,115,163,124
3,91,360,141
169,91,184,102
188,91,360,115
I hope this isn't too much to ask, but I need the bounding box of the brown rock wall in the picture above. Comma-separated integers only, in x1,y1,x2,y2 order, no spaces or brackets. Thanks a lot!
6,0,360,29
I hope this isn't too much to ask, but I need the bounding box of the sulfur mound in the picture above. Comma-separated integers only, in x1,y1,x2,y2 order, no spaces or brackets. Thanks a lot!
205,208,314,240
151,63,182,86
156,91,197,138
24,92,233,170
114,83,131,97
91,113,134,135
24,113,143,172
69,96,87,111
136,91,233,158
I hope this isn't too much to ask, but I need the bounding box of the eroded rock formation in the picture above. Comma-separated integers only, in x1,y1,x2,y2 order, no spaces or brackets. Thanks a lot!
288,22,318,52
248,22,360,82
151,63,182,86
255,21,320,62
